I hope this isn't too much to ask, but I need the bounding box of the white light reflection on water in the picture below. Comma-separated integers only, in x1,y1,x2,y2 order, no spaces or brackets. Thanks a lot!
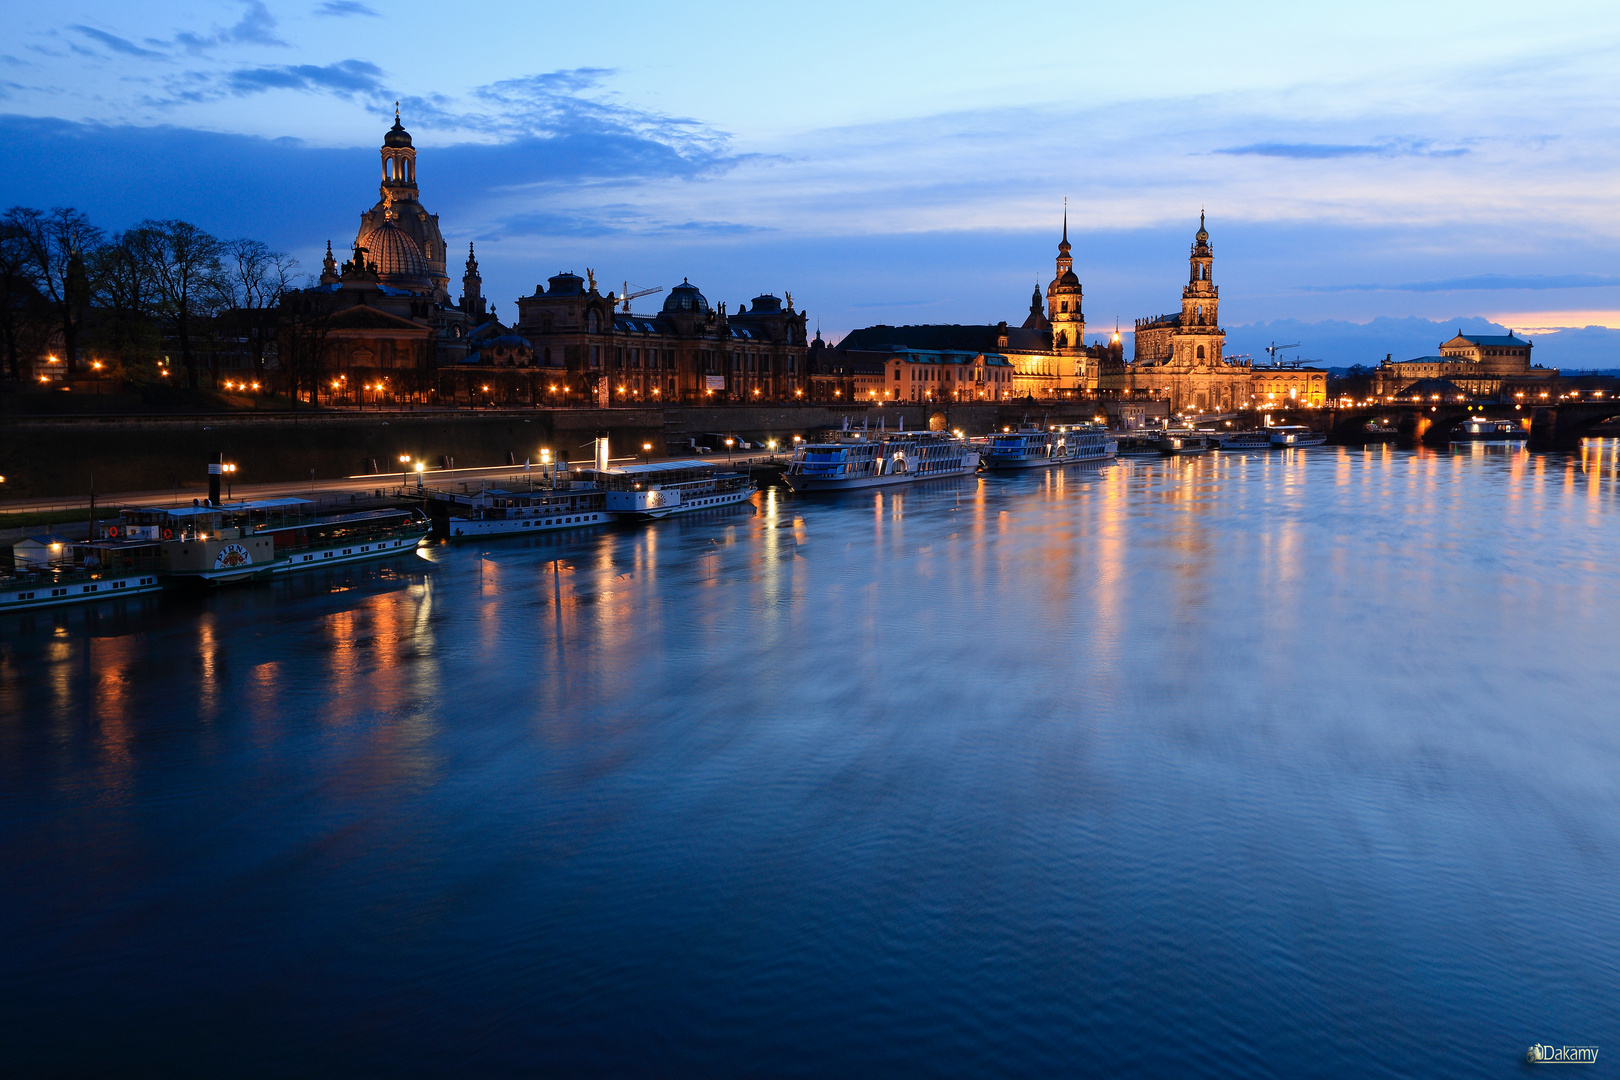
1,448,1619,1078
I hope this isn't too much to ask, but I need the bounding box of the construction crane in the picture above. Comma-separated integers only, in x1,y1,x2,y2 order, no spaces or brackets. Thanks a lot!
620,282,663,312
1265,341,1301,366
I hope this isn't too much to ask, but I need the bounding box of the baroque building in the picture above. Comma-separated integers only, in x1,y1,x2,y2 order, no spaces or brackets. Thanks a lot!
512,276,809,405
286,109,483,405
817,213,1121,401
1120,214,1325,411
1370,332,1556,401
287,110,811,407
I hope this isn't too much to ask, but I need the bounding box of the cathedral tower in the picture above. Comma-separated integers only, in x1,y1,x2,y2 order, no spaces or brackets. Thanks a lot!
1045,205,1085,356
1175,213,1224,366
461,242,485,317
356,106,449,300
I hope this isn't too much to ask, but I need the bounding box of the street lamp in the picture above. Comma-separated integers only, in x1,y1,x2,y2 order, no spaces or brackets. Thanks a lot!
415,460,425,492
642,442,652,465
223,461,238,499
725,437,734,462
399,453,411,489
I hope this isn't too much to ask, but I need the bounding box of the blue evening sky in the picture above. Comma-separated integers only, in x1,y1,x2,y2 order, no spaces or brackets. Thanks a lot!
4,1,1619,360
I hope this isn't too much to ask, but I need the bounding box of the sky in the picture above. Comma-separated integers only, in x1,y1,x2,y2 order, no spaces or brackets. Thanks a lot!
4,0,1620,363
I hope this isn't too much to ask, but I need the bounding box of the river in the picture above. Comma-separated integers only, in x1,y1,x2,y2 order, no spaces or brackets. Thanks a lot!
3,442,1619,1077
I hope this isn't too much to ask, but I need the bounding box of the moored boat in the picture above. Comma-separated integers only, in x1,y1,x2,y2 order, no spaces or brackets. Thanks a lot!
1160,431,1211,455
1213,430,1272,450
980,423,1117,469
1451,417,1528,442
784,431,980,492
1115,431,1164,456
430,478,609,539
592,459,756,518
1267,425,1328,447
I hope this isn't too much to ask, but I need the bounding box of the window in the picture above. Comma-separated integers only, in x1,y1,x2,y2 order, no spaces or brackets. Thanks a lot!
1196,345,1205,359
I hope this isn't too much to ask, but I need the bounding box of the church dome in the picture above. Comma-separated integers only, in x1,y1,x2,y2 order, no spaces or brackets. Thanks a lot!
384,117,413,148
362,220,429,283
662,279,710,314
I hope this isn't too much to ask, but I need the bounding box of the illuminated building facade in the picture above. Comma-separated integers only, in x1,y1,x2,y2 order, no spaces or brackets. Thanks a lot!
1370,333,1557,401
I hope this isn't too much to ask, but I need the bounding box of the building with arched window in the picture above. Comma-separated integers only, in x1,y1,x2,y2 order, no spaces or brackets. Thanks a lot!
1120,215,1325,412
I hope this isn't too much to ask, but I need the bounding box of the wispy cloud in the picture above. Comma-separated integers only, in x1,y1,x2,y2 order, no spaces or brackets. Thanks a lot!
70,26,165,59
314,2,381,17
1305,273,1620,293
1217,139,1468,159
174,2,286,53
225,59,384,97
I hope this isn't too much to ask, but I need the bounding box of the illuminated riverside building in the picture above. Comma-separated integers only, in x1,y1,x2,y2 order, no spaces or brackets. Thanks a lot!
512,278,810,405
1369,332,1558,401
294,112,809,406
1117,215,1327,411
814,214,1123,401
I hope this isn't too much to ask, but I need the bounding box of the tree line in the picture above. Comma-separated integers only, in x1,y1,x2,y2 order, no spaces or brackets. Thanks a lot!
0,206,301,392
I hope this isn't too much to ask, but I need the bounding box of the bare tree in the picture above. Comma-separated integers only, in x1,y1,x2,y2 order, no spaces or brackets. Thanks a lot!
278,284,341,409
88,232,161,375
215,238,298,386
5,206,103,375
127,219,224,390
0,218,53,381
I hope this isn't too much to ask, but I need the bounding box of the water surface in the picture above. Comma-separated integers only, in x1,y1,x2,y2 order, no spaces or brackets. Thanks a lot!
4,443,1619,1077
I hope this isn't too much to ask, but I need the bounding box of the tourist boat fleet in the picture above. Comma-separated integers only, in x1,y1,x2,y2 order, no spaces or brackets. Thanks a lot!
4,419,1337,614
1,496,431,612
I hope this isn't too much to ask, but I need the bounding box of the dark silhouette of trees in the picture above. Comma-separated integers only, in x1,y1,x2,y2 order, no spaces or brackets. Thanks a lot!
5,206,102,375
126,219,224,390
215,238,297,386
0,218,53,381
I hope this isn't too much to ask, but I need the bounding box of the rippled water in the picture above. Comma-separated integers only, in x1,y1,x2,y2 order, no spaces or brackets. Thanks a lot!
4,443,1620,1077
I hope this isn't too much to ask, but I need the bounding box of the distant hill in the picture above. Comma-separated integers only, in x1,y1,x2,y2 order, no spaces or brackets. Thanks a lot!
1222,317,1620,370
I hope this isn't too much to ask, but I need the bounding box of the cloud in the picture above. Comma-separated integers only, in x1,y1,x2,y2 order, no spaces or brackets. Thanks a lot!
1217,139,1468,159
1305,273,1620,293
225,59,385,97
314,1,381,16
70,26,165,59
397,68,738,172
174,2,286,53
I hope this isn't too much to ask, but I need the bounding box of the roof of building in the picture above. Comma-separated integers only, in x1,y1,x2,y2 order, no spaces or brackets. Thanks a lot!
1454,333,1529,347
384,117,412,148
663,279,710,315
14,533,74,547
836,323,1049,355
361,220,429,284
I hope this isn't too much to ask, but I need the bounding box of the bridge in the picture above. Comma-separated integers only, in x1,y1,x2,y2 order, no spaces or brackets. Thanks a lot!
1321,403,1620,450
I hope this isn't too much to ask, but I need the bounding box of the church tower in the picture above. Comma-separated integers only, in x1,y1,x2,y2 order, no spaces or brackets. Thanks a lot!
1175,212,1224,366
356,106,449,301
1045,204,1085,356
461,242,485,317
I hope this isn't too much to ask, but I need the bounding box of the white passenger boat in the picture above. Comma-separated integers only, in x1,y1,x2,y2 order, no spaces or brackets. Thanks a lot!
431,478,609,539
119,498,429,584
3,498,431,606
784,431,980,492
593,460,756,518
980,423,1117,470
1213,430,1272,450
1267,425,1328,447
1451,417,1528,442
1,533,164,613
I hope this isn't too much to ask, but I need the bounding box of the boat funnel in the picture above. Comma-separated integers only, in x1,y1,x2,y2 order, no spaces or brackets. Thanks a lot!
208,451,222,506
595,431,610,473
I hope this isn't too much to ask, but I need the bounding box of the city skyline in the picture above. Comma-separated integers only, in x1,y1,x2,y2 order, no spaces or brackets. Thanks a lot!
4,1,1619,357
